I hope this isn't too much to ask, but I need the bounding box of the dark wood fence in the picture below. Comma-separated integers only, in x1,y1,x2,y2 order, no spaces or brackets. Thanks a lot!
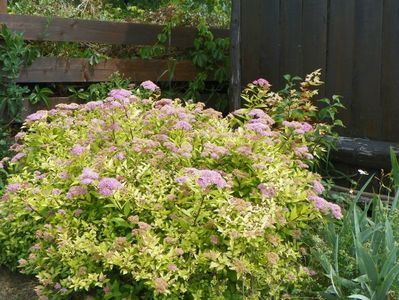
0,13,229,83
240,0,399,143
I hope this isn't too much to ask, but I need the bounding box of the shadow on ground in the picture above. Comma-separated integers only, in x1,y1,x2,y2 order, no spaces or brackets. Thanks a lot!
0,267,37,300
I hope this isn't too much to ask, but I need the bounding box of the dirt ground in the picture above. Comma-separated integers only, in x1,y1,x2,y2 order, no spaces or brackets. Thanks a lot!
0,267,37,300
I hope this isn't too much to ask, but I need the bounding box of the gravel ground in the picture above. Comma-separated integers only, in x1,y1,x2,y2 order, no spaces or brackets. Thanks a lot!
0,267,37,300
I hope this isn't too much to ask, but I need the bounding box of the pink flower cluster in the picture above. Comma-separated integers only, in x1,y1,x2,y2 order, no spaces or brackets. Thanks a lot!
201,142,229,159
98,178,122,196
71,145,86,156
176,169,227,189
140,80,160,92
308,195,343,219
25,110,47,123
66,186,87,199
252,78,269,86
6,183,22,193
196,169,227,189
282,121,313,134
258,183,276,198
79,168,99,185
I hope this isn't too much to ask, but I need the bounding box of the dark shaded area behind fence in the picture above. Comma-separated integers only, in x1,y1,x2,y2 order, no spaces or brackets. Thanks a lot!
240,0,399,143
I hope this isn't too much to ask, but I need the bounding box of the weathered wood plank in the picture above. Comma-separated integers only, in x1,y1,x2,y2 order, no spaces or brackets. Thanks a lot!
16,57,197,83
351,0,384,139
259,0,280,88
332,136,399,170
326,0,355,137
0,14,229,47
381,0,399,142
302,0,327,97
279,0,303,83
229,0,241,111
0,0,6,14
240,0,261,86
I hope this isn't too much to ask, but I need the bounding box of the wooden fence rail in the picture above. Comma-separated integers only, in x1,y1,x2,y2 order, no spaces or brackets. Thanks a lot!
17,58,197,83
0,13,228,48
0,13,229,83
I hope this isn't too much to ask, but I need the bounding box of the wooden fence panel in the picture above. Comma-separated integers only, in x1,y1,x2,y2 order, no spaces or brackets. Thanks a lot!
0,14,229,47
240,1,261,86
259,0,280,88
381,0,399,142
17,58,197,83
351,0,384,139
240,0,399,142
302,0,328,97
279,0,303,84
325,0,355,136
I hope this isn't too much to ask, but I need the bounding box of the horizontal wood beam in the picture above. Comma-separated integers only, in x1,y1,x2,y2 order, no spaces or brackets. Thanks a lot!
332,136,399,170
17,57,198,83
0,14,229,47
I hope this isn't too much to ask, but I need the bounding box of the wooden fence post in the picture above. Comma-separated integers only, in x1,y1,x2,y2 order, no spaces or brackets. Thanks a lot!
228,0,241,111
0,0,7,14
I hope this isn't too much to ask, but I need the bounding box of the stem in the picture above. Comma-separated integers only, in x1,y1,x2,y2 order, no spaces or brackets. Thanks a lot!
193,196,205,226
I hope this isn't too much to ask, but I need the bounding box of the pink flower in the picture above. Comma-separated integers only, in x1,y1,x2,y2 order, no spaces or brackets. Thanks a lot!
25,111,47,122
66,186,87,199
74,208,83,217
6,183,21,193
109,89,132,100
313,180,325,194
71,145,86,156
174,121,192,130
252,78,269,86
79,168,99,185
98,178,122,196
248,109,266,119
176,176,189,184
141,80,160,92
54,283,61,290
329,203,343,219
11,152,25,163
258,183,276,198
196,169,227,189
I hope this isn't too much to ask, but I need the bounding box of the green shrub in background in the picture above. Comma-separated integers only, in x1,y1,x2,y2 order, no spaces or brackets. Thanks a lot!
0,73,342,299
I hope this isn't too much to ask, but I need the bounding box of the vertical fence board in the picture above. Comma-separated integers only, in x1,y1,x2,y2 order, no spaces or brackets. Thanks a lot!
229,0,241,112
381,0,399,142
240,0,261,86
259,0,280,88
279,0,303,87
302,0,328,97
326,0,355,136
352,0,383,139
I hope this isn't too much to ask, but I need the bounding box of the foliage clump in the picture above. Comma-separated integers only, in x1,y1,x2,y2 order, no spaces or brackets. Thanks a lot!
0,73,341,299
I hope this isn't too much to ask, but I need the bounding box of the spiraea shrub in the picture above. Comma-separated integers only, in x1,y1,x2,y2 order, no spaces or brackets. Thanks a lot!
0,72,343,299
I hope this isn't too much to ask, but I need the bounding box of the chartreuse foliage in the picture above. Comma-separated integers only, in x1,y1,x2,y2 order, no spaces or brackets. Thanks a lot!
0,73,342,299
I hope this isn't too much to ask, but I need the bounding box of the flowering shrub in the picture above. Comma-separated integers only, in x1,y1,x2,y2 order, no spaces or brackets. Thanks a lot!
0,74,342,299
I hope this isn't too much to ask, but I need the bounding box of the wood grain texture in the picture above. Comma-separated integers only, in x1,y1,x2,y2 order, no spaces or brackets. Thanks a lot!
229,0,241,111
326,0,355,137
17,58,197,83
381,0,399,142
0,0,6,14
302,0,328,97
352,0,384,139
279,0,303,82
240,0,261,86
259,0,280,88
0,14,229,47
